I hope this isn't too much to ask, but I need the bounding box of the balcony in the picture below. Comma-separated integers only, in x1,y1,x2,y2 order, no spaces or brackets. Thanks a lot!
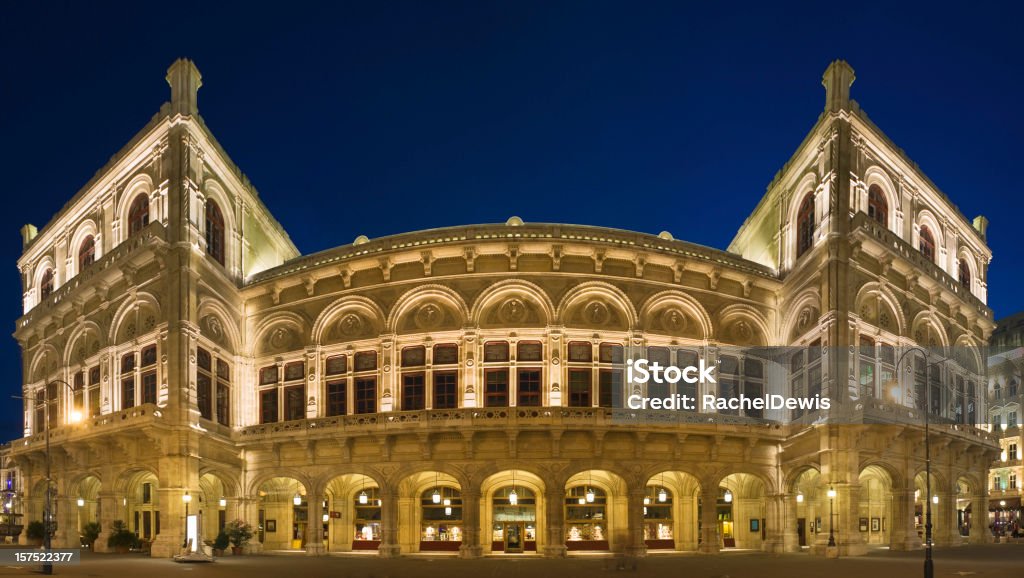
11,404,162,455
850,212,990,318
235,407,786,444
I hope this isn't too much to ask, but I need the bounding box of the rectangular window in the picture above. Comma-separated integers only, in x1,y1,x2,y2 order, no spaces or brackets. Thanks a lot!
260,389,278,424
259,366,278,385
89,366,101,417
355,378,377,414
1011,474,1018,490
217,359,230,381
433,372,458,409
197,373,212,419
216,382,229,426
142,371,157,405
401,346,426,367
517,342,543,362
598,369,621,408
326,355,348,376
73,371,84,415
284,361,305,381
433,344,459,365
484,370,509,407
568,369,591,407
484,342,510,363
1011,412,1019,429
517,369,542,406
326,380,347,416
401,373,426,411
568,342,592,362
599,343,623,364
122,376,135,410
284,385,305,421
355,351,377,372
647,346,671,367
197,347,211,371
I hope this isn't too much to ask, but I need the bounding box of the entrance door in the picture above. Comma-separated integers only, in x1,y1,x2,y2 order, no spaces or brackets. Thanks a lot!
505,523,524,553
797,518,806,547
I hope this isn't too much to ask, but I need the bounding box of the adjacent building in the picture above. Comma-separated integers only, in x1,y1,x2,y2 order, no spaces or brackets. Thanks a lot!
7,59,999,558
987,313,1023,533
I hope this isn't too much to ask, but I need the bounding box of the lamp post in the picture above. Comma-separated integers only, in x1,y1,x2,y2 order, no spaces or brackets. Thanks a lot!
888,346,944,578
15,379,80,575
182,491,192,551
827,486,836,547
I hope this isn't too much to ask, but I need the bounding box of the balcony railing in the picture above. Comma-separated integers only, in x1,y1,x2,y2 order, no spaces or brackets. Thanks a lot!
12,404,161,453
851,212,990,318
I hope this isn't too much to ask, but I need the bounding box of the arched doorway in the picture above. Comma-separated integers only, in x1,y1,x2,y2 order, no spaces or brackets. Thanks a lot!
256,477,307,551
323,473,382,552
718,473,766,549
72,476,101,546
397,471,462,553
198,473,233,545
481,469,545,554
791,468,821,549
955,477,972,539
644,471,700,551
123,471,160,547
858,466,893,547
563,470,626,551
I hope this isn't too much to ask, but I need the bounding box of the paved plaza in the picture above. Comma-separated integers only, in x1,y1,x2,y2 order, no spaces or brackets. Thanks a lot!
0,545,1021,578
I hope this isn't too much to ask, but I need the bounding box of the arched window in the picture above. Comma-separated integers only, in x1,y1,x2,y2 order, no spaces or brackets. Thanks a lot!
867,185,888,225
205,200,226,266
796,193,815,258
919,226,935,262
128,194,150,236
78,235,95,272
40,268,54,299
958,258,971,289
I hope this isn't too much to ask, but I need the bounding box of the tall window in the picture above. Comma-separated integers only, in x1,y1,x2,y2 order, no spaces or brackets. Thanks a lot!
517,341,543,407
257,361,307,423
88,366,101,417
958,259,971,289
128,194,150,236
354,351,377,414
196,347,229,425
483,342,510,407
859,337,876,400
205,201,226,266
433,344,459,409
141,344,157,405
283,361,306,421
789,340,822,419
40,269,54,299
597,343,623,408
796,193,815,258
401,346,426,411
78,235,95,272
567,342,593,407
919,226,936,262
121,353,136,410
867,185,888,225
325,354,348,417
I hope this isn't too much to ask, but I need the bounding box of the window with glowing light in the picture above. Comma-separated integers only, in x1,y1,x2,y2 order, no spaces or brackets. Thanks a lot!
643,485,674,546
420,487,462,547
564,485,607,548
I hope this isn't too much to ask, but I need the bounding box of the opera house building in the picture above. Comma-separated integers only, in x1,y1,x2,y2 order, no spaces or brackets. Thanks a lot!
6,59,1000,559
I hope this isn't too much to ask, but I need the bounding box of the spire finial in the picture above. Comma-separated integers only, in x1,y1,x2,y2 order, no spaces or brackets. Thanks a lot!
166,58,202,116
822,60,855,112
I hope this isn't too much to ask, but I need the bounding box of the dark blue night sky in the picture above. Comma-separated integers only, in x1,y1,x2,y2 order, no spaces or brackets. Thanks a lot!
0,1,1020,441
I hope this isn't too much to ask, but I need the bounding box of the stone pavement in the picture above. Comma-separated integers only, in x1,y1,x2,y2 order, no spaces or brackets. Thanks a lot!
0,545,1020,578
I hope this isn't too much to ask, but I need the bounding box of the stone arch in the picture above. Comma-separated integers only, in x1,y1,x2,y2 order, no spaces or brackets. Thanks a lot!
117,173,155,240
783,463,821,494
33,255,57,297
956,247,978,291
471,279,554,329
108,292,162,345
251,311,311,357
787,172,820,231
862,165,899,231
28,343,61,383
112,466,160,495
858,459,906,491
316,467,389,497
201,179,238,237
638,290,713,340
197,298,241,354
68,218,101,278
311,295,387,345
952,334,983,375
717,304,771,346
198,466,241,498
910,311,949,349
854,282,907,336
63,321,105,366
388,285,469,335
556,281,637,332
245,469,313,498
915,208,945,253
782,288,822,343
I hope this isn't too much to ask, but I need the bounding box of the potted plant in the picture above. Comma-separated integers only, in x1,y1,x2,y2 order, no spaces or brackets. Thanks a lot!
106,520,136,553
224,519,254,555
25,521,45,546
212,531,230,556
81,521,101,550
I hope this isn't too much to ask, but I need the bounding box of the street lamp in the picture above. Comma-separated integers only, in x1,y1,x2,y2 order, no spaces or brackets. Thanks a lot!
827,486,836,547
14,379,81,575
182,491,192,549
888,346,944,578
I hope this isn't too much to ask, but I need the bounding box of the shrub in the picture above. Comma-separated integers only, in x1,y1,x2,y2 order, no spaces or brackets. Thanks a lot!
213,531,230,551
81,522,101,547
224,519,254,548
26,521,45,541
106,520,137,550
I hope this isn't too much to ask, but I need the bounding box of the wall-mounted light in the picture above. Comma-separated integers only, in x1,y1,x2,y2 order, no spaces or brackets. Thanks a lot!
932,495,939,504
219,497,227,508
796,493,804,503
77,498,85,507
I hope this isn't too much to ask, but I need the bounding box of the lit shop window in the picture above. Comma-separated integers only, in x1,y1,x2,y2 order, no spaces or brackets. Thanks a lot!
565,486,607,546
420,487,462,546
642,485,673,544
491,486,536,552
353,487,381,545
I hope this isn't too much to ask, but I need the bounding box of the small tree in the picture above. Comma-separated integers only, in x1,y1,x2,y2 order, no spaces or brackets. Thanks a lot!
106,520,136,552
26,521,45,544
81,522,101,549
224,519,254,551
213,530,230,554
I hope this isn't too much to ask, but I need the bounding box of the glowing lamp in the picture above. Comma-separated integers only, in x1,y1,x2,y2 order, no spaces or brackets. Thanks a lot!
643,497,650,505
724,490,733,503
796,493,804,503
932,495,939,504
322,513,329,523
77,498,85,507
182,492,192,504
585,488,595,503
658,488,668,503
432,489,441,504
293,493,302,506
219,497,227,507
827,487,836,499
444,506,452,516
358,491,368,505
509,489,518,505
578,497,585,505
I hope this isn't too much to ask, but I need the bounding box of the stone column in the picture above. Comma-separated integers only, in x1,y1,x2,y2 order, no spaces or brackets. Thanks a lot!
542,487,567,558
763,494,787,553
625,486,647,557
305,496,325,555
378,488,400,557
932,493,956,547
969,492,988,544
698,487,719,553
458,488,483,558
240,497,263,554
53,494,78,548
93,491,119,553
837,483,866,556
890,488,920,550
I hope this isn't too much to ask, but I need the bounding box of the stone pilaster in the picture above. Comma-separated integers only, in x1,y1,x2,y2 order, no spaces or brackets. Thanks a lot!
624,486,647,557
305,496,324,555
458,489,482,558
542,487,567,558
698,486,719,553
378,488,400,557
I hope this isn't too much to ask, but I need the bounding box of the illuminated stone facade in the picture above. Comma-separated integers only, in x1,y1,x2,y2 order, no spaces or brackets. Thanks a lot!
987,314,1024,533
7,59,999,558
